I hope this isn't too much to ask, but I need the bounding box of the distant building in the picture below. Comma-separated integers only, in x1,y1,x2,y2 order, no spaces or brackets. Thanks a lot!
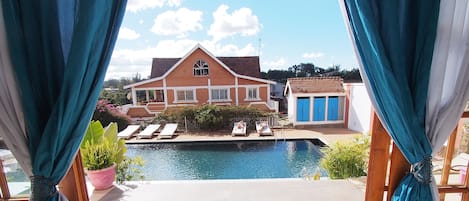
124,44,278,118
284,77,346,126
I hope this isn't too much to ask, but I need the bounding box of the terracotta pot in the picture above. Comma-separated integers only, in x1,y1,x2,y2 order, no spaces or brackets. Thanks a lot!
87,164,116,190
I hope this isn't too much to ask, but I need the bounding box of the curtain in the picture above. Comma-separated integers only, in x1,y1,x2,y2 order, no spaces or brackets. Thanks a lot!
0,3,32,177
339,0,468,200
426,0,469,198
0,1,126,201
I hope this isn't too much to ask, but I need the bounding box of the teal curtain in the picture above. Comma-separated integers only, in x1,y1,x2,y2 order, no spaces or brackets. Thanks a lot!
1,1,126,200
342,0,440,200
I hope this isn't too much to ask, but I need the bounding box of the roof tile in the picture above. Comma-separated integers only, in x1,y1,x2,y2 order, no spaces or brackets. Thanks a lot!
287,77,344,93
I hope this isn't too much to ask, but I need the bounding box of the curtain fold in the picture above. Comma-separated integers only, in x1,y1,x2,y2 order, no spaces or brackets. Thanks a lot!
1,1,127,200
0,3,32,177
341,0,440,200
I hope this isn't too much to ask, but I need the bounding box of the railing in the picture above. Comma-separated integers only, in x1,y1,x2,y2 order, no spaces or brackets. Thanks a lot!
365,111,469,201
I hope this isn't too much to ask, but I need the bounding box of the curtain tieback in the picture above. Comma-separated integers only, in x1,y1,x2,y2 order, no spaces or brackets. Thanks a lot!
411,156,433,184
30,176,57,200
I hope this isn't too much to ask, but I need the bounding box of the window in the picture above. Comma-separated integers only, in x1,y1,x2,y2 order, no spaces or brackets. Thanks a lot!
246,87,259,100
154,90,164,102
211,89,229,101
193,59,209,76
176,90,195,102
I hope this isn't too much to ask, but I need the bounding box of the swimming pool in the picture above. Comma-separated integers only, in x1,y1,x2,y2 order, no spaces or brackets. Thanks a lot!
125,139,327,180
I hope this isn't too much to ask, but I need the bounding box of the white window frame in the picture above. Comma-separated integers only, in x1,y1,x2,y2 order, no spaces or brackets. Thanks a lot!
193,59,209,76
174,89,197,103
210,88,231,102
245,87,260,101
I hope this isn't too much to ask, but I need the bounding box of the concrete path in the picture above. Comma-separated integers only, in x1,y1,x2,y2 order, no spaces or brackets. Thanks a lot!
91,179,365,201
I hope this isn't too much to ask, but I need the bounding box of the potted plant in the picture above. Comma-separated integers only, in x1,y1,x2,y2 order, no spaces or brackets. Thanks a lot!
80,120,126,190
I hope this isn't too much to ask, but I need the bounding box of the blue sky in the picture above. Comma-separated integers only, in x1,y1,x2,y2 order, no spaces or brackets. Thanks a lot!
107,0,359,80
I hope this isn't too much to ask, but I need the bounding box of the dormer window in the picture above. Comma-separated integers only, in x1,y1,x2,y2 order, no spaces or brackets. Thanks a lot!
193,59,209,76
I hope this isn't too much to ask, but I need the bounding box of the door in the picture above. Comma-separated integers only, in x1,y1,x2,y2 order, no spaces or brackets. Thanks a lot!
328,96,339,121
313,97,325,121
296,97,310,122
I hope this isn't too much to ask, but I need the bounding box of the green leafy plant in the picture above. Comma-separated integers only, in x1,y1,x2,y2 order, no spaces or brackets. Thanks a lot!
80,121,126,170
116,156,145,184
320,134,370,179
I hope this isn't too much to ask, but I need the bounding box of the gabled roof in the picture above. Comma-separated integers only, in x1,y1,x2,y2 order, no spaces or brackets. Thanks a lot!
284,77,345,95
150,56,261,78
125,44,274,89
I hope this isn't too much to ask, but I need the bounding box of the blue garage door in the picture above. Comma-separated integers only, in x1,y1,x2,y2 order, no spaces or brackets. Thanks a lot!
296,97,310,122
328,96,339,121
313,97,325,121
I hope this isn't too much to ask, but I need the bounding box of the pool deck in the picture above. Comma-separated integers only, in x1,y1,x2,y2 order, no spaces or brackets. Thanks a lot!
124,127,363,146
89,128,367,201
90,179,366,201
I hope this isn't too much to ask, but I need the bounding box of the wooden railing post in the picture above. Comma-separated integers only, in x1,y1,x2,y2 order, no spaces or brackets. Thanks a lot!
439,128,458,201
365,112,391,201
387,143,410,201
58,151,89,201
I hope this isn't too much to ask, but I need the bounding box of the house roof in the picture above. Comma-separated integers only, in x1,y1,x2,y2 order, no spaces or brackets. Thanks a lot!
150,56,261,78
125,44,275,89
285,77,345,94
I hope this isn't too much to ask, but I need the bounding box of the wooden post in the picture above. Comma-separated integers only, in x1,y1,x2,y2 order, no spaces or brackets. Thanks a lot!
439,128,458,201
365,113,391,201
462,164,469,201
386,143,410,201
0,160,10,199
58,151,89,201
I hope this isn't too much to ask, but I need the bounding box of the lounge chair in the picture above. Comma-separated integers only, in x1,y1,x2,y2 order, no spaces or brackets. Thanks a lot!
137,124,161,139
256,121,273,136
158,123,178,139
232,121,247,136
117,125,141,139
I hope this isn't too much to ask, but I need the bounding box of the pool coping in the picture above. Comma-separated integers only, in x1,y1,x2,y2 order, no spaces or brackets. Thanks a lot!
123,128,339,147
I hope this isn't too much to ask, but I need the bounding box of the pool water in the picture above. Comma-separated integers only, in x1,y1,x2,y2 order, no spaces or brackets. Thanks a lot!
126,140,327,180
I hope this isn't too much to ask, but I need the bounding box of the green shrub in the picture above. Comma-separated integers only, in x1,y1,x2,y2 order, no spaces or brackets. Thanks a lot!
195,105,224,130
116,156,145,184
156,105,271,131
320,135,370,179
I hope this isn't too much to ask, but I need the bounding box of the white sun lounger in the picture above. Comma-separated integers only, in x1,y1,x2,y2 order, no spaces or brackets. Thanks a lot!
117,125,141,139
137,124,161,139
256,121,273,136
232,121,247,136
158,123,178,139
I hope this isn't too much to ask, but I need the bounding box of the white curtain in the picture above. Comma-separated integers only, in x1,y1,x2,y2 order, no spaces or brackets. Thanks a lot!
0,3,32,177
426,0,469,152
426,0,469,199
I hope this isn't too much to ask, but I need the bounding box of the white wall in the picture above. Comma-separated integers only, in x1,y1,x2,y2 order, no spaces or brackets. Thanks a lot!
287,92,295,123
346,83,372,133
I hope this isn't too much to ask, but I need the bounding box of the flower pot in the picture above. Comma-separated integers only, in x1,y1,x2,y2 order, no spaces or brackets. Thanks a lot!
87,164,116,190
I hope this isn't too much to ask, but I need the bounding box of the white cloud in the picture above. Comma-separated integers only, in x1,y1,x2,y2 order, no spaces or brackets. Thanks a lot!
302,52,325,59
139,19,144,24
126,0,165,12
208,5,260,41
126,0,183,12
107,40,257,79
167,0,183,7
151,8,203,38
118,27,140,40
262,57,287,70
